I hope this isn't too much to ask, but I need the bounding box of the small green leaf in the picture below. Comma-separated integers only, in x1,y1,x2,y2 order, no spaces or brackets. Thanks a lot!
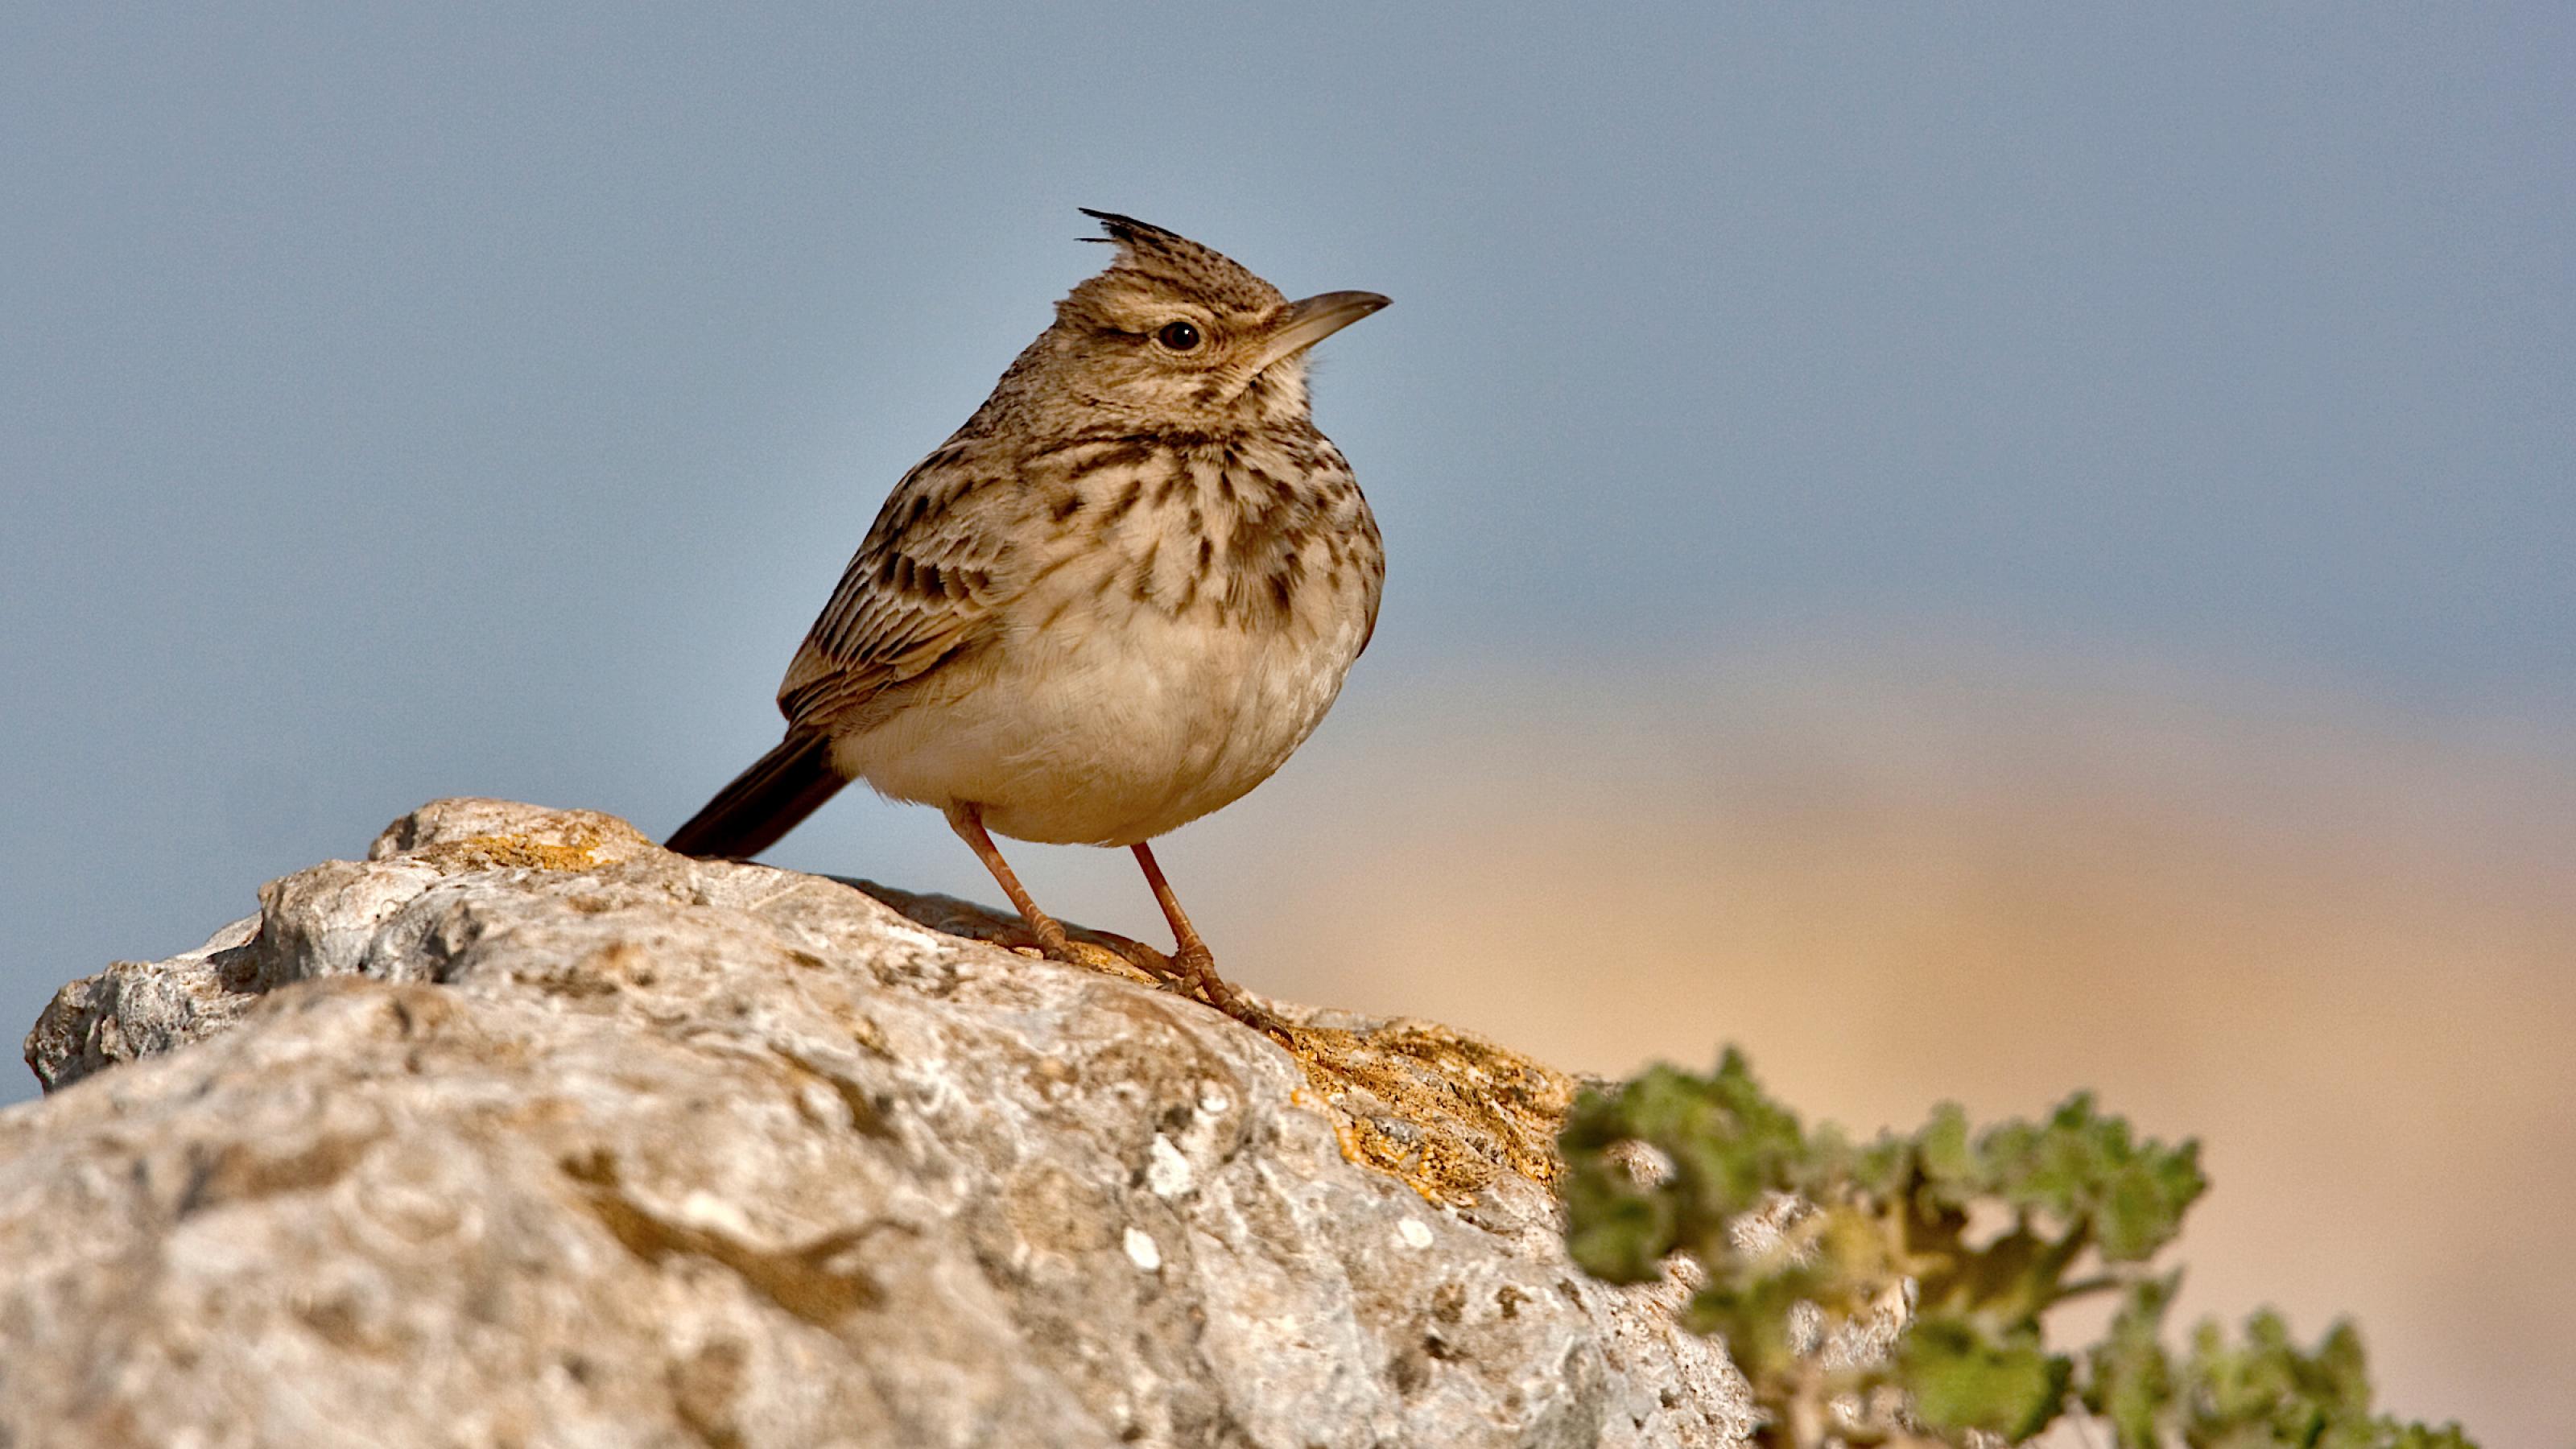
1561,1169,1672,1283
2377,1422,2479,1449
2096,1143,2206,1262
1900,1313,2072,1441
2084,1274,2179,1449
1661,1048,1810,1220
1918,1102,1975,1187
1684,1272,1819,1384
1850,1132,1912,1199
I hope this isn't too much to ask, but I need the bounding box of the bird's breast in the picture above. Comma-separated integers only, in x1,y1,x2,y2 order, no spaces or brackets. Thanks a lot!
1030,431,1381,633
835,434,1381,845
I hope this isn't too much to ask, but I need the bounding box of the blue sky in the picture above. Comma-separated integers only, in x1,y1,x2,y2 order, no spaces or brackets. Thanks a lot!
10,0,2570,1072
10,0,2572,1037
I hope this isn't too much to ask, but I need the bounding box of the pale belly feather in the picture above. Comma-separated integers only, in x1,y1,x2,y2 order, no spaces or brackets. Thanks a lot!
832,584,1369,847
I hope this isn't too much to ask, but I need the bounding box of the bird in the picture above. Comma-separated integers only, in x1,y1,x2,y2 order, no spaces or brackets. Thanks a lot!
666,210,1388,1032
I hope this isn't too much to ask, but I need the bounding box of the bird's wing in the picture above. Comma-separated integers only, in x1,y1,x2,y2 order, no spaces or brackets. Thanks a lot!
775,450,1027,728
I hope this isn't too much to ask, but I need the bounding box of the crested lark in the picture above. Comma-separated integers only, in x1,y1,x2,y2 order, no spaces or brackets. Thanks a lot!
667,211,1388,1030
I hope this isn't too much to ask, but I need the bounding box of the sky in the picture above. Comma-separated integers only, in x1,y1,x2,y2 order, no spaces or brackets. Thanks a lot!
3,4,2571,1442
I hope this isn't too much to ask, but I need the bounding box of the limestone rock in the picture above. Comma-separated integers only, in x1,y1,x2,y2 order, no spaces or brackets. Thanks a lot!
5,799,1749,1448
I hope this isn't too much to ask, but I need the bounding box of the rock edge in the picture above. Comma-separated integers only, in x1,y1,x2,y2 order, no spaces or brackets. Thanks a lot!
3,798,1748,1448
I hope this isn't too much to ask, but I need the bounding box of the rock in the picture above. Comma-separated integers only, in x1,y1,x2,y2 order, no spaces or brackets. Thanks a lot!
4,799,1751,1448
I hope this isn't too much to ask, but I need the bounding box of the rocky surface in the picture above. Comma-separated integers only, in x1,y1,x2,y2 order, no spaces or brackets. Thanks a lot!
4,799,1750,1448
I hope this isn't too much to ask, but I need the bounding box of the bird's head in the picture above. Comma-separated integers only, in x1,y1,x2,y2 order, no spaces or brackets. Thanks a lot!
1034,210,1388,428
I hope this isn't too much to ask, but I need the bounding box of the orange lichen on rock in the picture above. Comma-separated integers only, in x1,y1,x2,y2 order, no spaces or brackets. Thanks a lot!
1281,1018,1574,1207
370,799,654,874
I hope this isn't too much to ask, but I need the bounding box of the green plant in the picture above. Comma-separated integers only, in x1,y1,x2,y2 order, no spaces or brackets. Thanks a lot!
1560,1049,2475,1448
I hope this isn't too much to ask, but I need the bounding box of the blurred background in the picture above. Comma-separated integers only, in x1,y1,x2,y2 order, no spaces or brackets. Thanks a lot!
4,4,2570,1443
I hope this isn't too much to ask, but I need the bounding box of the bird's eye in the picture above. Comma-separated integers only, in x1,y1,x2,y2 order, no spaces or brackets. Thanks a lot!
1154,320,1203,352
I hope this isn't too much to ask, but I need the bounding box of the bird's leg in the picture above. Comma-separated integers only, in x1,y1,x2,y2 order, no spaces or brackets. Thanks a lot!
944,803,1076,961
1130,840,1289,1035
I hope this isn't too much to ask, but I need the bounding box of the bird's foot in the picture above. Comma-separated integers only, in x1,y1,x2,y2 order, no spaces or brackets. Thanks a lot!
1169,943,1294,1040
1007,894,1287,1038
992,912,1165,987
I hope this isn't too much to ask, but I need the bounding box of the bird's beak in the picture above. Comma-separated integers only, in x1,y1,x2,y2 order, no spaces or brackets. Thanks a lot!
1254,290,1390,372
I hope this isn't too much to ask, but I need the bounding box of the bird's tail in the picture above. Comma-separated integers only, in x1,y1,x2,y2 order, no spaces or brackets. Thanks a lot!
664,731,848,860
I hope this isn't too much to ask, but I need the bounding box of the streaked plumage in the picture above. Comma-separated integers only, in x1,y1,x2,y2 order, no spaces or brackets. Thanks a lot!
667,212,1387,1029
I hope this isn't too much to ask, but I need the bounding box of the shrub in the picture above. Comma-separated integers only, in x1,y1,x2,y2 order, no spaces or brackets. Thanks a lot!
1560,1050,2475,1448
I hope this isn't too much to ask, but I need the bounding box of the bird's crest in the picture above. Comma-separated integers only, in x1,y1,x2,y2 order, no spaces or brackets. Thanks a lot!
1074,208,1285,312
